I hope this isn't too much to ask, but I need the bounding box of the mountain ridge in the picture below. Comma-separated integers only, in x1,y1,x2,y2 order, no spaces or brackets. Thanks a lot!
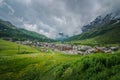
0,19,54,42
82,11,120,32
65,12,120,44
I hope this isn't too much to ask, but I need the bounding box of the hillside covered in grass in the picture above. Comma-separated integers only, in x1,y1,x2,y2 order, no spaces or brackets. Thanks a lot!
65,19,120,45
0,40,120,80
0,19,54,42
0,39,40,56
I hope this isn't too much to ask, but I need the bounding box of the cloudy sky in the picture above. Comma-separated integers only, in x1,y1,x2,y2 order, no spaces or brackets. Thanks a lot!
0,0,120,38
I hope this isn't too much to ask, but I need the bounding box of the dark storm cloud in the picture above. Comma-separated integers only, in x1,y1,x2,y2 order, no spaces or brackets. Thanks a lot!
0,0,120,38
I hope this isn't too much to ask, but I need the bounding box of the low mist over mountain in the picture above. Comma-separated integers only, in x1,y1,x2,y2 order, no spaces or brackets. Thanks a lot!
0,0,120,38
0,19,54,42
65,12,120,44
0,0,120,42
82,11,120,32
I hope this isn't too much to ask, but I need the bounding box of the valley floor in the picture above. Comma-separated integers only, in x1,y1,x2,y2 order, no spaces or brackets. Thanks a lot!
0,39,120,80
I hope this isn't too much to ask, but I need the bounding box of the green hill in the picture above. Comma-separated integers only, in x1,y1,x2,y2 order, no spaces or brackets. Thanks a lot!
0,19,54,42
0,39,39,56
65,20,120,44
0,39,120,80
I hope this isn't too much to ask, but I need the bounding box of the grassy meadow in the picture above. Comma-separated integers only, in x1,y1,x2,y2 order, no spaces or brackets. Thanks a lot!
0,39,120,80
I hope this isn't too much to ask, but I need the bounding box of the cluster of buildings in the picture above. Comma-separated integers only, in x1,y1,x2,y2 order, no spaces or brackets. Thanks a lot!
15,40,41,46
1,37,119,55
38,43,119,55
14,40,119,55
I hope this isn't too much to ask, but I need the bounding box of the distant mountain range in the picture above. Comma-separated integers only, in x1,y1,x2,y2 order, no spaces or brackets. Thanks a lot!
0,19,54,42
1,11,120,44
65,12,120,44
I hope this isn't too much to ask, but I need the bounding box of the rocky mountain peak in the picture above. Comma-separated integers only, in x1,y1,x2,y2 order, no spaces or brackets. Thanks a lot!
82,11,120,32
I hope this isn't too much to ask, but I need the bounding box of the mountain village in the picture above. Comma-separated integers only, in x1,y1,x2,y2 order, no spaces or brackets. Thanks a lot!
14,40,119,55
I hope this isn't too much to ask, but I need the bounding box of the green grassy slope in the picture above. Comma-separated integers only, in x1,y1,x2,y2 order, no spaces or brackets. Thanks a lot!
0,19,54,42
0,39,39,56
65,20,120,44
0,40,120,80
